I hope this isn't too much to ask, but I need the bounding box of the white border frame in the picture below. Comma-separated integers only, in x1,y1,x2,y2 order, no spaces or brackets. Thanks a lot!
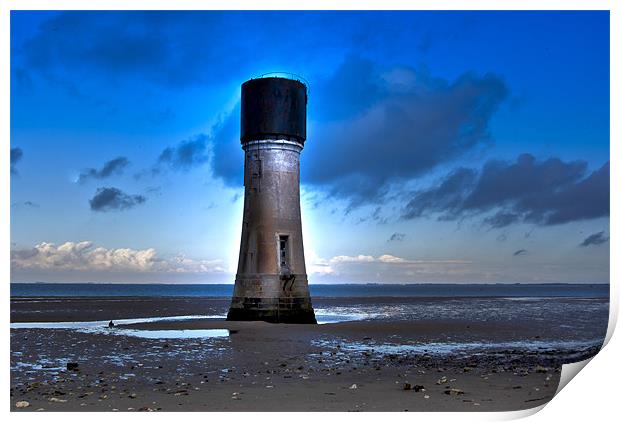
2,2,616,421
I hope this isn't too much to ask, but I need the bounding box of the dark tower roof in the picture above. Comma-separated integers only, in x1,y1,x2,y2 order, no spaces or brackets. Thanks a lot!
240,77,307,144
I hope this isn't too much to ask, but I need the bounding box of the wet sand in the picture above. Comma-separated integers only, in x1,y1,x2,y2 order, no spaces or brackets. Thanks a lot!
11,297,597,412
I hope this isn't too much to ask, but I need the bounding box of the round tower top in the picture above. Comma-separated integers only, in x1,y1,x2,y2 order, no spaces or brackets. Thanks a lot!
240,76,307,144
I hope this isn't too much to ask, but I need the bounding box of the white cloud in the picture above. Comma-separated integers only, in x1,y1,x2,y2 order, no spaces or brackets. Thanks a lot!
377,254,405,263
307,252,473,280
330,255,375,263
11,241,227,274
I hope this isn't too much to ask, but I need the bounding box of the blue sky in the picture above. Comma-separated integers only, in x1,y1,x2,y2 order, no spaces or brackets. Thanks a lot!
10,11,610,283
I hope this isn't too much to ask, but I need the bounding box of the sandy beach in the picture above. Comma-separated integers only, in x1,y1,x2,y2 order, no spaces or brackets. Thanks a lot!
11,296,603,412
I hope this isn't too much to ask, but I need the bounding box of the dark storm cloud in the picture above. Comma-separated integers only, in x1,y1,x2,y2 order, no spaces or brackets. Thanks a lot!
89,187,146,212
156,134,209,172
15,11,380,89
371,206,387,224
540,161,610,225
11,147,23,175
210,106,243,186
312,55,384,120
402,168,477,220
18,12,221,87
580,231,609,247
482,212,521,229
388,232,405,242
303,58,508,205
403,154,609,227
134,134,210,179
461,154,587,212
78,156,130,183
513,249,527,256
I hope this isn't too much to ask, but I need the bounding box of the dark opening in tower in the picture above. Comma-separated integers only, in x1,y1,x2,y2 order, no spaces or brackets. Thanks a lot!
279,235,289,269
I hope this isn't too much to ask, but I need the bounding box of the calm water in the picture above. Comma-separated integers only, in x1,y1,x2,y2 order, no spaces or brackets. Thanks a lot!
10,282,609,298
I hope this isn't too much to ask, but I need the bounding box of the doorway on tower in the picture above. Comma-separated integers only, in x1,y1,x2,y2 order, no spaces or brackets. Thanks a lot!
279,235,290,270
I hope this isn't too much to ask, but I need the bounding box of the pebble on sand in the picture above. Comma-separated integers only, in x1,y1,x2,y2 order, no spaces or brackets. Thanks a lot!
436,376,448,385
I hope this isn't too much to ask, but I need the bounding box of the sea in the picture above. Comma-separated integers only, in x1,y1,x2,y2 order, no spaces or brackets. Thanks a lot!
9,282,610,298
10,283,610,362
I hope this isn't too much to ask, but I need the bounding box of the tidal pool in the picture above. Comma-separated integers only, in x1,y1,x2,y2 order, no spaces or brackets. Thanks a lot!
10,315,230,340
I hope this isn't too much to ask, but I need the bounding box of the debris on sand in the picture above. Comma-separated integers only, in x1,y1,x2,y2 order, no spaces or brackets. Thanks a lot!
412,385,425,392
49,397,67,403
66,362,79,371
403,382,412,390
15,401,30,408
436,376,448,385
349,384,358,389
444,388,465,396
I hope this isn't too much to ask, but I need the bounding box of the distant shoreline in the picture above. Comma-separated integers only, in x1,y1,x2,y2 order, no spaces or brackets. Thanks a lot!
9,281,610,285
10,295,610,300
10,282,610,299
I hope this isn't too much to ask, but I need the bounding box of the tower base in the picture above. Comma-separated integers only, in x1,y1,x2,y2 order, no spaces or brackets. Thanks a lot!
227,296,317,324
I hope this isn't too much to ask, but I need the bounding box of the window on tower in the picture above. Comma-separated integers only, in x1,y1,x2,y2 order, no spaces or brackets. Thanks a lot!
279,235,289,268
